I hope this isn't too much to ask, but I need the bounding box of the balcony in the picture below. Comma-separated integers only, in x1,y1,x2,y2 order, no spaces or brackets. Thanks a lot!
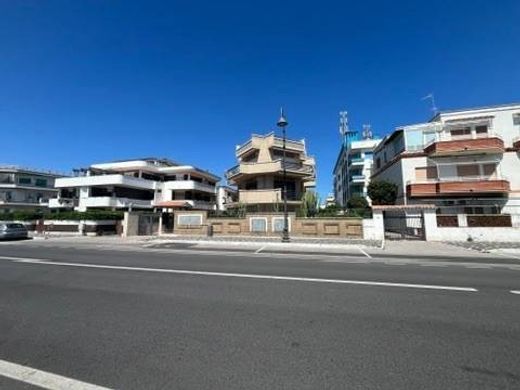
407,177,510,197
48,198,78,209
235,134,306,157
82,197,154,209
238,189,300,204
163,180,216,193
424,133,504,156
55,174,156,190
350,174,365,183
226,160,314,181
348,157,364,166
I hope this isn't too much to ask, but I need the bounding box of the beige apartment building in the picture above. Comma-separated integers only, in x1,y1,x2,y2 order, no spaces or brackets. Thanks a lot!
225,133,316,211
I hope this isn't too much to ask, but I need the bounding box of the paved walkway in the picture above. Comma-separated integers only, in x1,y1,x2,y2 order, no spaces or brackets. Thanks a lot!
448,241,520,252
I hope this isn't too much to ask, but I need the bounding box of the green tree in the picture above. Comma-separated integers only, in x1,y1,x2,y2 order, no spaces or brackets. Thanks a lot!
367,180,398,205
346,195,369,209
300,191,318,217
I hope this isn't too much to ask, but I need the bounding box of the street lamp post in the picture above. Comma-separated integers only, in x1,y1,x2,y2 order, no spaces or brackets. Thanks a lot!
277,108,290,243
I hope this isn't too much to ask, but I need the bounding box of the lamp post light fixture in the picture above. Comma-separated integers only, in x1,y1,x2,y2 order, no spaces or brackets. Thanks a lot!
277,108,290,243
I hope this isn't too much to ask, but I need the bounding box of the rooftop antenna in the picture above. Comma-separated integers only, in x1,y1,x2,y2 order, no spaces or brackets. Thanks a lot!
339,111,349,137
421,93,438,115
339,110,358,146
362,124,373,140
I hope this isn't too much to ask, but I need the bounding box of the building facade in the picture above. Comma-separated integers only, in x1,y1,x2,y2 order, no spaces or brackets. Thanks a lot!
225,132,316,212
333,138,381,207
52,158,220,212
371,103,520,216
0,166,63,213
216,186,238,211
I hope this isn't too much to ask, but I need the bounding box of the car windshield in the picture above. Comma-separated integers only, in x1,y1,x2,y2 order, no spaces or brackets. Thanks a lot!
6,223,25,229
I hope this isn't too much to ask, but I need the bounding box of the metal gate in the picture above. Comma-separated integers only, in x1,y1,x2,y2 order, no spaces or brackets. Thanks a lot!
137,213,160,236
383,212,425,240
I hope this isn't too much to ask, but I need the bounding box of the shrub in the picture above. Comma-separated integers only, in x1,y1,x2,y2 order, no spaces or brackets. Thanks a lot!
0,210,123,221
367,180,398,205
347,195,369,209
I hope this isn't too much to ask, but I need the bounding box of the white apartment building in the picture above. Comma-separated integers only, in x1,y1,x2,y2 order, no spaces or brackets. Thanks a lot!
52,158,220,212
333,138,381,208
371,103,520,216
0,166,63,213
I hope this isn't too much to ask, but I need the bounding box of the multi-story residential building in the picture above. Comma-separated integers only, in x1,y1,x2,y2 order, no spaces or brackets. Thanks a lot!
0,166,64,213
333,137,381,207
52,158,220,212
371,103,520,215
216,186,238,211
225,132,316,212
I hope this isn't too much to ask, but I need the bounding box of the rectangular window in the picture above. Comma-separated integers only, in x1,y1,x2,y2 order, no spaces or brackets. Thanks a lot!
475,125,488,136
450,127,471,138
456,165,479,177
415,166,438,181
272,217,290,233
177,214,203,226
35,178,47,187
250,217,267,232
482,164,496,176
18,177,31,185
513,113,520,125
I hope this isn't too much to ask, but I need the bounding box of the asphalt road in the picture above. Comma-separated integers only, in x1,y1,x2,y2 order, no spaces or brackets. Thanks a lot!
1,242,519,389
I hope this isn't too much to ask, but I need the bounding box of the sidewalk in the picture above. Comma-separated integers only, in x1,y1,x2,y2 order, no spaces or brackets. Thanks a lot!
19,234,520,264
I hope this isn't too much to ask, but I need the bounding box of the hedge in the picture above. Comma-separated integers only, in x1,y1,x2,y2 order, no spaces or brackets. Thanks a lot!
0,210,124,221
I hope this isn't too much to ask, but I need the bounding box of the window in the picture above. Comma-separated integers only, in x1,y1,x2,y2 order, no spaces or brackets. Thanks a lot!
178,214,200,226
456,165,479,177
513,113,520,125
272,217,290,233
475,125,488,135
415,166,438,181
250,217,267,232
177,214,203,226
18,177,31,185
482,164,496,176
35,178,47,187
450,127,471,138
376,158,381,169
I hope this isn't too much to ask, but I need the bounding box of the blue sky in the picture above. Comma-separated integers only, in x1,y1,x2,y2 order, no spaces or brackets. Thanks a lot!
1,1,519,198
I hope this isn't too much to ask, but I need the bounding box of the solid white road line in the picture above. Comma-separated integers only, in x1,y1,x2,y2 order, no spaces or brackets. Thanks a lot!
511,290,520,295
254,246,266,254
357,247,372,259
0,256,478,292
0,359,112,390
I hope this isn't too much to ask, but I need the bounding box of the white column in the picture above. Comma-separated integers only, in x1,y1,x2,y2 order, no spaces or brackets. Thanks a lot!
371,209,385,241
422,209,439,241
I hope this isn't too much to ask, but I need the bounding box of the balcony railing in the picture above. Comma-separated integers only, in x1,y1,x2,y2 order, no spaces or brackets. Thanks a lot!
424,132,504,156
350,174,365,182
348,157,364,166
226,160,314,180
406,176,510,197
238,189,300,204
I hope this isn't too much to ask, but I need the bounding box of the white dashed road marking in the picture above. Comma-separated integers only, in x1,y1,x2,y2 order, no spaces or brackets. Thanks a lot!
510,290,520,295
0,359,112,390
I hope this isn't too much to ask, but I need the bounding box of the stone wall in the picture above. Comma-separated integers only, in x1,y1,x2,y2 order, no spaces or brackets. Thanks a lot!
171,211,364,238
